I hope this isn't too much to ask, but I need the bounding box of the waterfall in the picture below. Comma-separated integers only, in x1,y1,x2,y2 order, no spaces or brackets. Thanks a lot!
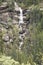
19,41,23,50
19,6,24,50
14,2,24,50
19,7,24,24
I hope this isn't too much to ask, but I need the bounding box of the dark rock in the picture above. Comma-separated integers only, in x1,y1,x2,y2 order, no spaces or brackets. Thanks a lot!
0,2,8,10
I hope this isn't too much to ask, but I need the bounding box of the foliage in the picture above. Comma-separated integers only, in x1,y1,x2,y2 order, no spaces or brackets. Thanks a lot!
0,0,43,65
0,55,38,65
0,55,20,65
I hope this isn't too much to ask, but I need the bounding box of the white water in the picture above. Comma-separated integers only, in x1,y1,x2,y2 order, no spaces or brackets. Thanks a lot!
14,2,24,50
19,41,23,50
19,5,24,50
19,7,24,24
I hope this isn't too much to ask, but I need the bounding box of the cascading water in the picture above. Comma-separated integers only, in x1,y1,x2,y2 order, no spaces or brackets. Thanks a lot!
19,7,24,50
19,7,24,24
14,2,25,50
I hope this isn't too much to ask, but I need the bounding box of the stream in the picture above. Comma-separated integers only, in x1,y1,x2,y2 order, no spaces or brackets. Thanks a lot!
14,2,25,50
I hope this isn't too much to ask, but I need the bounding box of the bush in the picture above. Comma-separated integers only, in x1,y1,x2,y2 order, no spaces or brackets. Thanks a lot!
0,55,19,65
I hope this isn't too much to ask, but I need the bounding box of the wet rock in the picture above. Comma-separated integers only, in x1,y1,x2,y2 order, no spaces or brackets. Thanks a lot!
6,41,10,45
23,9,27,14
10,39,13,43
2,34,9,42
8,12,14,19
14,10,20,14
19,29,25,34
19,35,23,41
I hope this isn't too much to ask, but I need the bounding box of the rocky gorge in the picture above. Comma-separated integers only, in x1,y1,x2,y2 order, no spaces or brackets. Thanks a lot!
0,2,30,52
0,1,43,65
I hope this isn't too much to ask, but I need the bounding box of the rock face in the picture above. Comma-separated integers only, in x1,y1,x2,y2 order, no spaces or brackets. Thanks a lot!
0,2,30,50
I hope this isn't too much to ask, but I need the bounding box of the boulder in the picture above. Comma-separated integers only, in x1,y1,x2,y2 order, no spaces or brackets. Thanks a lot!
2,34,9,42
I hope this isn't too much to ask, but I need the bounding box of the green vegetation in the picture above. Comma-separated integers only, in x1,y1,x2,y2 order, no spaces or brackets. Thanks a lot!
0,0,43,65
